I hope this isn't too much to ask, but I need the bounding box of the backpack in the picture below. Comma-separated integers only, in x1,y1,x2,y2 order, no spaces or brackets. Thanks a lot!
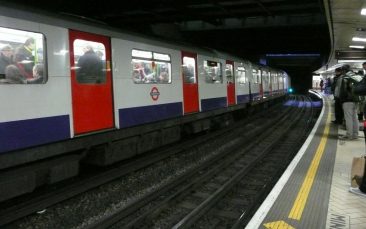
346,72,363,99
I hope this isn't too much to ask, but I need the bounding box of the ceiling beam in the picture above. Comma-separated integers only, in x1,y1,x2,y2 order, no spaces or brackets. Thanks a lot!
179,13,325,31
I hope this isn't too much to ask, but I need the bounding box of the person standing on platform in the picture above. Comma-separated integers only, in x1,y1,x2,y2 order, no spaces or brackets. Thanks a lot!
350,65,366,196
339,65,360,140
361,62,366,120
320,79,324,92
332,67,344,125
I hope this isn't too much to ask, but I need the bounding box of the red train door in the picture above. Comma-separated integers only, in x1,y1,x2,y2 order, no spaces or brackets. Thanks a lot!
181,51,199,114
69,30,114,135
226,60,235,106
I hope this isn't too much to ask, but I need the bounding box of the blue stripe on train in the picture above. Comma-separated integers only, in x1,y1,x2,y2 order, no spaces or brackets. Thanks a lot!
251,92,261,100
0,115,70,153
201,97,227,112
237,94,250,104
119,102,183,128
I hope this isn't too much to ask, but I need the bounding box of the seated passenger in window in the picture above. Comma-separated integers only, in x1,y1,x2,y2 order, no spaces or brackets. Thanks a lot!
142,62,156,83
159,71,169,83
0,45,14,78
1,64,26,84
133,62,146,83
27,64,44,84
77,45,103,83
14,38,35,79
157,65,168,83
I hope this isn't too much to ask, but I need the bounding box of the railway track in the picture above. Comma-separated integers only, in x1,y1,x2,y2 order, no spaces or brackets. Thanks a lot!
6,95,318,228
2,99,289,227
84,96,316,229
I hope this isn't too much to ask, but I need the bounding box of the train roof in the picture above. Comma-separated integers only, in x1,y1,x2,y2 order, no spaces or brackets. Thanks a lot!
0,3,219,57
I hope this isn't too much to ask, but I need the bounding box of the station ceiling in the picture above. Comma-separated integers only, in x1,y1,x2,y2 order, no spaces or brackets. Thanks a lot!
2,0,331,92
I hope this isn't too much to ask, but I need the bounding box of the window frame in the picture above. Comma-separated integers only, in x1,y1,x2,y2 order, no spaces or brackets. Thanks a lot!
237,66,247,84
131,49,172,84
0,26,47,85
225,63,234,84
182,56,197,84
203,60,223,84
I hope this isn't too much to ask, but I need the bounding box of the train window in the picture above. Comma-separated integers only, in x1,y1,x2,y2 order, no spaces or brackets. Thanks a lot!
252,69,258,84
262,71,268,84
73,39,106,84
226,64,234,84
237,66,247,84
204,60,222,84
132,49,172,84
0,27,46,84
182,57,196,84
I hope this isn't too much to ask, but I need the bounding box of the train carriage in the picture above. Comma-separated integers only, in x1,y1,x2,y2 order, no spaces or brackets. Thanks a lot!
0,15,73,153
0,4,290,202
111,39,183,128
271,71,279,95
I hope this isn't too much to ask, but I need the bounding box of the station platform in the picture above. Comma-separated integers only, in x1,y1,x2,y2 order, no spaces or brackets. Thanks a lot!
246,96,366,229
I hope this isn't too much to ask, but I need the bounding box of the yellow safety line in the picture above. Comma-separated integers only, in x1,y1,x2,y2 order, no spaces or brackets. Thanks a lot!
288,101,331,220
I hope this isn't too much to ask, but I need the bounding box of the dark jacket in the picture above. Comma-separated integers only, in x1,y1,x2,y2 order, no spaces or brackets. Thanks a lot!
331,75,339,94
76,50,103,83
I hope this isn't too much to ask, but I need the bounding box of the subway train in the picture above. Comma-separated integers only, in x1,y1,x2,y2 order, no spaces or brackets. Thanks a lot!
0,5,290,201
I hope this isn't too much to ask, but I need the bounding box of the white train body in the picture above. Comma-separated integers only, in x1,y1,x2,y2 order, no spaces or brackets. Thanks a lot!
0,6,290,155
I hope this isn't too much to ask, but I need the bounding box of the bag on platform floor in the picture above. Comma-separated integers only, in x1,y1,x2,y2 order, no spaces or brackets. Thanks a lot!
351,156,366,188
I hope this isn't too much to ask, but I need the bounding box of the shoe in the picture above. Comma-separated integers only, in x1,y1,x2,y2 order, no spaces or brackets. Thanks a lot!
349,187,366,197
331,120,339,124
352,175,363,186
339,135,356,140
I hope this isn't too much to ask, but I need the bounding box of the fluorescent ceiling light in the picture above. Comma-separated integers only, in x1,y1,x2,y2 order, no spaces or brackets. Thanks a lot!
338,59,366,63
352,37,366,42
361,8,366,15
349,45,365,49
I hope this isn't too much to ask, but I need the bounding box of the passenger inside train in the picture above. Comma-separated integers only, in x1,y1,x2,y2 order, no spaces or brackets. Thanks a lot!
0,44,13,78
3,64,26,83
182,57,196,84
14,37,35,79
76,45,103,84
27,63,44,84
